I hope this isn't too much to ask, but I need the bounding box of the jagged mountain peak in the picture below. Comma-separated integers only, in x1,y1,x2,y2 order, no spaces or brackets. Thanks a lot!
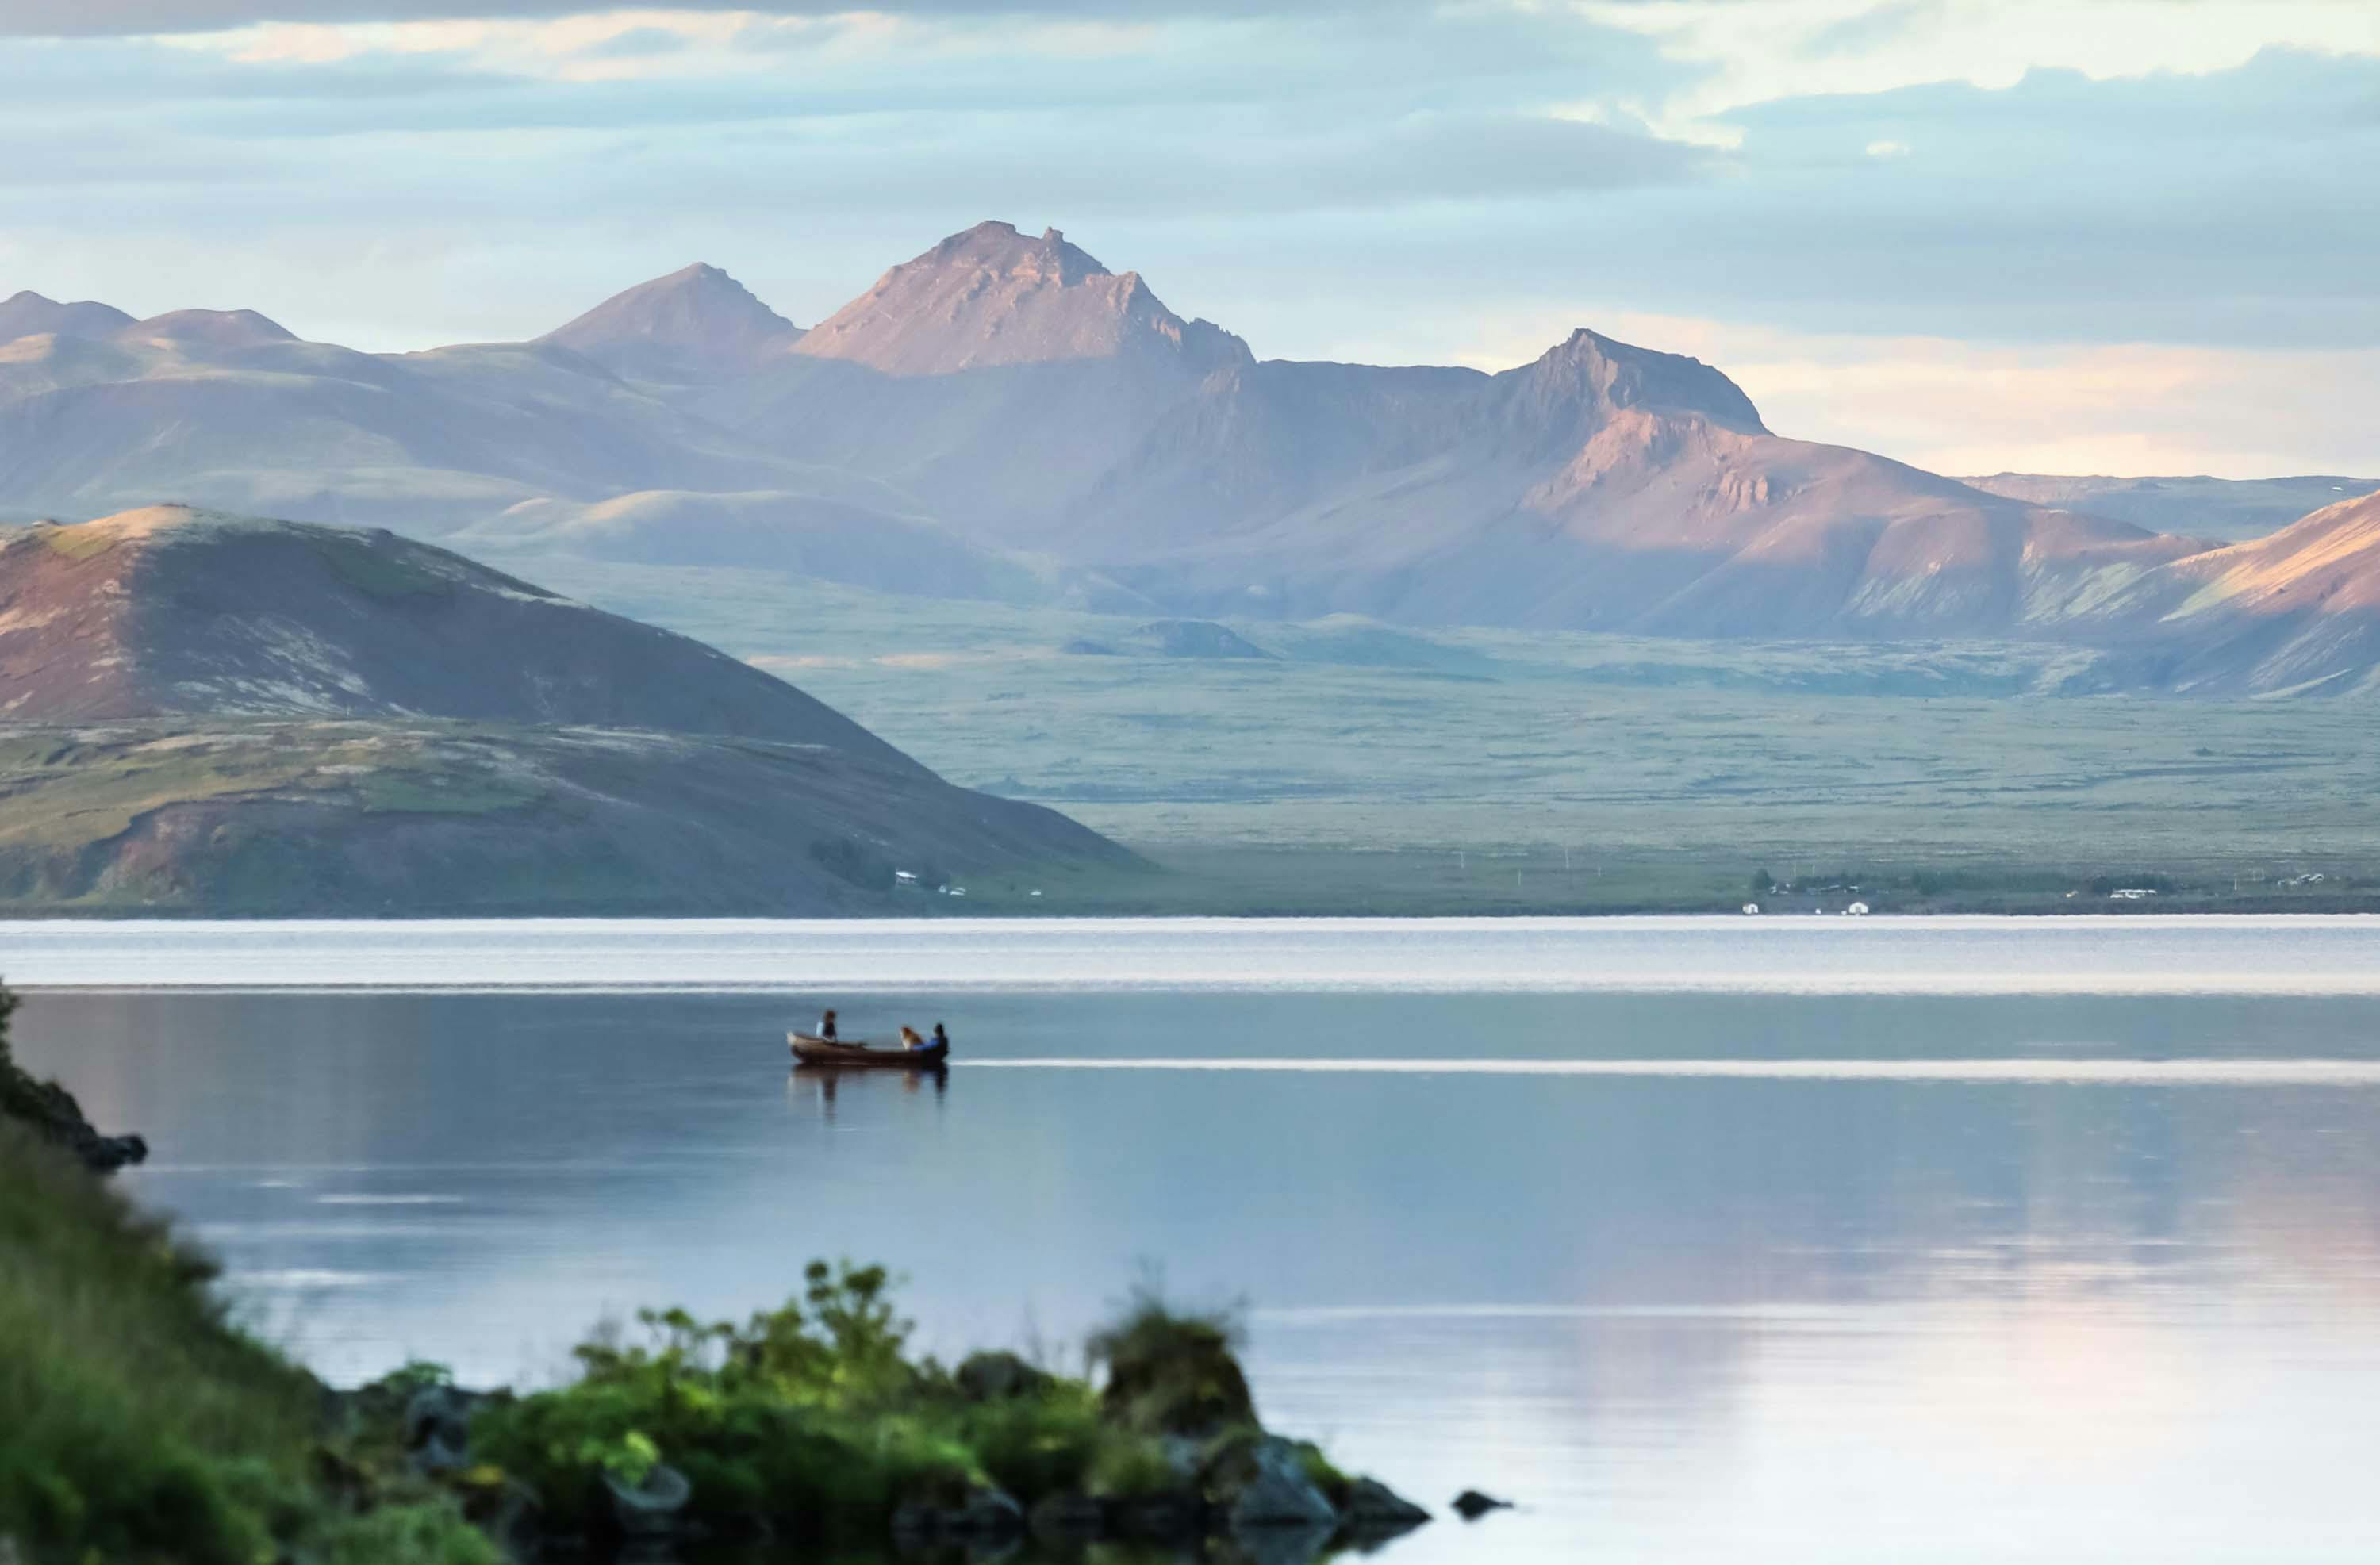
1502,325,1768,439
793,220,1250,377
912,220,1113,287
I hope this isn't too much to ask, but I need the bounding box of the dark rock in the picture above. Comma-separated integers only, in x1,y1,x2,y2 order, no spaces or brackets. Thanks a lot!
1452,1488,1512,1520
1109,1489,1202,1542
1215,1436,1338,1533
955,1349,1054,1403
83,1132,149,1171
892,1483,1025,1548
1027,1490,1107,1545
605,1462,693,1537
401,1384,478,1475
0,1057,148,1174
1341,1475,1431,1534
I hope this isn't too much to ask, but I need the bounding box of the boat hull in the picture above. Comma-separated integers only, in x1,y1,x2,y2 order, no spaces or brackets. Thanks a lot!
789,1033,950,1068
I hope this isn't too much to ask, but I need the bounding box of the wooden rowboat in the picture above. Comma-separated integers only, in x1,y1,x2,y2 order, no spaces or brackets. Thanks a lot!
789,1032,950,1068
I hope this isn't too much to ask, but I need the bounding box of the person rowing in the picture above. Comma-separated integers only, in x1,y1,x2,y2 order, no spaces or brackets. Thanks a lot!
818,1008,839,1041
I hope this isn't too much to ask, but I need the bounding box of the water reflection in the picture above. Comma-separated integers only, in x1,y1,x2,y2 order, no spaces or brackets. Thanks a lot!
14,980,2380,1563
789,1063,950,1122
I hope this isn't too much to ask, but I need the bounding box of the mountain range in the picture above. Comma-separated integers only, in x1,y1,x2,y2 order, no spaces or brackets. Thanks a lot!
0,505,1129,912
3,224,2376,693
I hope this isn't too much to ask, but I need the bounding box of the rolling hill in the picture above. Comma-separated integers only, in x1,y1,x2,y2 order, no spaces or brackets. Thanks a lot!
0,506,1132,913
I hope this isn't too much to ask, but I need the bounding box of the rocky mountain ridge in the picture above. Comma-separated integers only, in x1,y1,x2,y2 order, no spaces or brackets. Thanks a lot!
5,224,2377,691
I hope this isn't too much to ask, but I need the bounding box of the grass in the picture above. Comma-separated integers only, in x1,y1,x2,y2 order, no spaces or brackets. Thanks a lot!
314,533,454,601
0,991,494,1564
509,557,2380,891
0,726,539,854
11,551,2378,915
37,527,117,562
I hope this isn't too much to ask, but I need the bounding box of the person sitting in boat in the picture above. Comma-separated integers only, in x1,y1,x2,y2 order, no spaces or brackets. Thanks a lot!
819,1009,839,1041
931,1023,950,1051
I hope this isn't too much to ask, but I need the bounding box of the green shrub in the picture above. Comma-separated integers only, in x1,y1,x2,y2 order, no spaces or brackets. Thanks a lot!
954,1378,1104,1498
1087,1283,1254,1436
1084,1433,1180,1498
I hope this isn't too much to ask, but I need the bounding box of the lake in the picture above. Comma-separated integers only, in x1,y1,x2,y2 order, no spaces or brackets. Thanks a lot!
10,917,2380,1563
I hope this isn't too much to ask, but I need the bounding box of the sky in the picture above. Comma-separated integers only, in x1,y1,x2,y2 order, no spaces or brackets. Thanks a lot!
3,0,2376,477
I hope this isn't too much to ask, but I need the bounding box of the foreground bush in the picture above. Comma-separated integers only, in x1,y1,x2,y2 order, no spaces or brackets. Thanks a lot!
474,1261,1104,1540
470,1266,1401,1551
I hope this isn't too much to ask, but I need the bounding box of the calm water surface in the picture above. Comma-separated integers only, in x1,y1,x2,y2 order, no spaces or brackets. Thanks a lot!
10,919,2380,1563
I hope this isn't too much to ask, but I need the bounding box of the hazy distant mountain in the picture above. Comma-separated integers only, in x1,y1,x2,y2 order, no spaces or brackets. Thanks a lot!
793,222,1246,378
707,223,1255,536
119,307,298,350
463,488,1146,609
0,505,1130,912
1962,473,2380,543
0,305,806,529
1066,328,2198,637
0,290,135,340
2068,489,2380,695
6,225,2377,692
538,262,803,383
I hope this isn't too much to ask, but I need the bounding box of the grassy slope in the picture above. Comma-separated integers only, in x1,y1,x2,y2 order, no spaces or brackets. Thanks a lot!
0,998,493,1562
0,720,1131,915
497,557,2380,912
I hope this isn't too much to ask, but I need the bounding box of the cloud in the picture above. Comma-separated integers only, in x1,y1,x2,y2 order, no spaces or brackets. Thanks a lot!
0,2,2373,479
1583,0,2380,136
5,0,1436,37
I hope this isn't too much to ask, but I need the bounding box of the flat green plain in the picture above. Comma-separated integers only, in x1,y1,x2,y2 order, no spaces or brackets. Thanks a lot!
502,557,2380,914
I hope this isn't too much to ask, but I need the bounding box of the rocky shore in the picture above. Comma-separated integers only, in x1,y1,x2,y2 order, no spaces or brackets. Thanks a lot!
374,1356,1431,1564
339,1270,1436,1564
